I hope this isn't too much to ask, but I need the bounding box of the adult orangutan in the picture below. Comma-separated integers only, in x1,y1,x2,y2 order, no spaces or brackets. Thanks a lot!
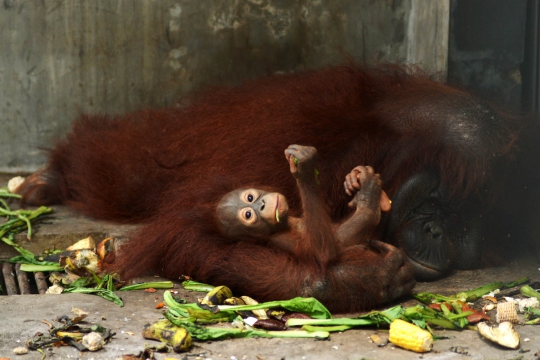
16,63,520,312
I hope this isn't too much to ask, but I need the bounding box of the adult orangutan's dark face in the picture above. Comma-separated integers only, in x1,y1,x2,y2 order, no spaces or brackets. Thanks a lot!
384,171,483,280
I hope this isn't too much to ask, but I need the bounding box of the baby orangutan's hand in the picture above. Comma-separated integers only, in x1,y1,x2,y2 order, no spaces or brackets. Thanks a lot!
284,145,317,182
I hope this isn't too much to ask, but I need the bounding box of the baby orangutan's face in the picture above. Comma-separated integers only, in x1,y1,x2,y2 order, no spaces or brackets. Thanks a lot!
216,188,289,239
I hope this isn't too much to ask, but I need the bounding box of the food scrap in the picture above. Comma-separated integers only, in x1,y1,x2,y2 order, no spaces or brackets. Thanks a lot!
477,322,520,349
496,301,519,323
389,319,433,353
25,308,115,353
1,234,174,304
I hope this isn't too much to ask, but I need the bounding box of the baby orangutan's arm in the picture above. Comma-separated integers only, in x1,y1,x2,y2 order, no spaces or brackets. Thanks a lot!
284,145,340,264
337,166,391,247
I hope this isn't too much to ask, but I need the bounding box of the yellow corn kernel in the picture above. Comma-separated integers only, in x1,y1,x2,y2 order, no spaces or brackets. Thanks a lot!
389,319,433,353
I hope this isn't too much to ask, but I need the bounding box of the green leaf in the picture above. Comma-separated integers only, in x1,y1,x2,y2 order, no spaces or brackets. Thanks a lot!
2,236,37,262
3,238,58,267
218,297,332,319
165,313,329,340
67,277,95,288
63,287,124,307
411,319,426,329
287,305,403,328
164,292,236,323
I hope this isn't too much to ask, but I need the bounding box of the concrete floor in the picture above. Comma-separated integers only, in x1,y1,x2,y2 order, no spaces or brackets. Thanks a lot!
1,175,540,359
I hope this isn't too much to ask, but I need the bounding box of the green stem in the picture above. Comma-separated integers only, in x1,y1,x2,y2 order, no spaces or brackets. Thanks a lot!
521,285,540,301
525,318,540,325
0,206,52,240
120,281,174,291
446,311,473,320
302,325,352,332
0,193,22,199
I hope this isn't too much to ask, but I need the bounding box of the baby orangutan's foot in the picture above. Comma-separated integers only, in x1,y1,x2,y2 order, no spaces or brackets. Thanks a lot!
344,165,391,212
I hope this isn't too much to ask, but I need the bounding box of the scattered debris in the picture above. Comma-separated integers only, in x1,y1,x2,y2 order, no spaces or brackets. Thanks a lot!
12,346,28,355
449,346,468,355
82,332,105,351
145,342,170,353
66,236,96,251
369,333,388,347
155,302,166,309
25,308,116,354
71,308,89,322
122,349,156,360
253,319,287,331
45,284,64,295
518,297,540,313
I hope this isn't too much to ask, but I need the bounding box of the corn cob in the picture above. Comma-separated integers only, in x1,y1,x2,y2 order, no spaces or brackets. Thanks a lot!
496,301,518,323
389,319,433,353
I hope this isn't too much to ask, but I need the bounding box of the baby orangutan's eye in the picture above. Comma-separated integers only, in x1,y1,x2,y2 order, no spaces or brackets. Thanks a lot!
242,189,259,203
240,207,257,225
245,210,252,219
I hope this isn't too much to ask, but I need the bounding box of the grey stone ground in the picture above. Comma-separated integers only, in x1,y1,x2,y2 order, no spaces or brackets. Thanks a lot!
1,175,540,359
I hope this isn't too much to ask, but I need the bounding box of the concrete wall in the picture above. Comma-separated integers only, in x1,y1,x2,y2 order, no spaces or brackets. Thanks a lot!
0,0,449,172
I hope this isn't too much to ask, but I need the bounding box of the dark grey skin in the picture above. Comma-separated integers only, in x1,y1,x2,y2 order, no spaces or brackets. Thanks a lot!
216,145,392,252
383,171,484,280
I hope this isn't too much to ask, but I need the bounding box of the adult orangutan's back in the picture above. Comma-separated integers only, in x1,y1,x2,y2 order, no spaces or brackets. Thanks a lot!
18,64,516,223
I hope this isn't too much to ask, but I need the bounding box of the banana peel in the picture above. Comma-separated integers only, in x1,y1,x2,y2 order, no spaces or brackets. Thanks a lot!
142,319,192,353
56,331,85,340
199,285,233,306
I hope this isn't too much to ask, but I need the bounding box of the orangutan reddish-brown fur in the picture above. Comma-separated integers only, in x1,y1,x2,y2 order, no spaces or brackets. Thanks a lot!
17,64,520,312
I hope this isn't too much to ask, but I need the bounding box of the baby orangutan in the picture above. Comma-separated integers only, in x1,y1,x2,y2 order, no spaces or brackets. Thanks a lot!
216,144,392,253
